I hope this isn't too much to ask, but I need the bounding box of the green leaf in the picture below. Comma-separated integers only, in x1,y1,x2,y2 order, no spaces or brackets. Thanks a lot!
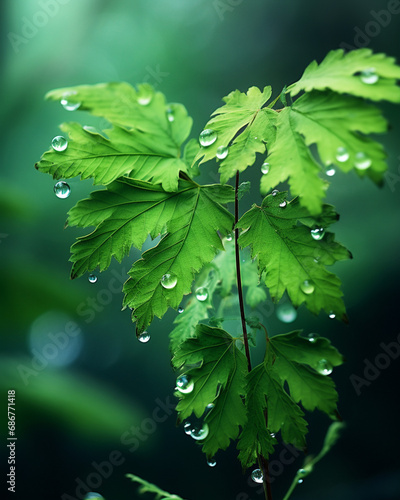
127,474,187,500
269,331,344,414
172,325,247,457
237,359,307,468
169,265,220,351
67,178,185,278
195,86,276,183
260,107,326,214
123,183,234,332
35,122,188,192
287,48,400,102
236,193,351,320
45,82,193,146
287,90,388,184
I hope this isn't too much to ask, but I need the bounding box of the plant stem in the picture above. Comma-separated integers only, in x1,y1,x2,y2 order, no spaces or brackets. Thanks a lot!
234,171,273,500
234,170,252,373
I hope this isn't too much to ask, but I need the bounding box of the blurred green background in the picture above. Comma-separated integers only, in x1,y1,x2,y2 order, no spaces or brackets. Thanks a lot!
1,1,400,499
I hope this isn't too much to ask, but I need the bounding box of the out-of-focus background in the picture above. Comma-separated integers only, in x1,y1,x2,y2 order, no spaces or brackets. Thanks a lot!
1,1,400,499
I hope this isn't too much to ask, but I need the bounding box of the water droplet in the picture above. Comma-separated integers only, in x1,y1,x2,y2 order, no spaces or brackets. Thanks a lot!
310,227,325,240
54,181,71,199
138,93,152,105
298,468,307,476
301,279,315,294
226,233,233,242
270,432,276,438
326,167,336,177
251,468,263,484
316,359,333,376
199,129,217,147
216,145,228,160
191,423,209,440
61,99,81,112
307,333,318,343
176,374,194,394
360,67,379,85
195,287,208,301
178,306,184,314
137,331,150,343
298,479,304,484
261,162,270,174
276,303,297,323
166,107,175,122
183,421,192,435
204,403,215,415
207,458,217,467
84,494,105,500
279,200,287,208
52,135,68,152
328,311,336,319
354,152,372,170
271,189,279,197
161,272,178,289
336,146,349,163
88,274,97,284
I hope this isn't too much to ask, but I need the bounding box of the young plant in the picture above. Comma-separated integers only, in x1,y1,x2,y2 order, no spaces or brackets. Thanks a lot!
35,48,400,500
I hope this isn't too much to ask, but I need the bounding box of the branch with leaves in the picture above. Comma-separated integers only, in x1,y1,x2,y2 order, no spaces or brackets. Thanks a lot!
35,48,400,500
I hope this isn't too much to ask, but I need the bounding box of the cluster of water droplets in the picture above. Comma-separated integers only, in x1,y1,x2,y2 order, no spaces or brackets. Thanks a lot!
160,272,178,289
335,146,372,170
54,181,71,199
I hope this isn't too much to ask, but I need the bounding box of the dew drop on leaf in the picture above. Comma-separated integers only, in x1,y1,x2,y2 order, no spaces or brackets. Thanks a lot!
84,494,105,500
336,146,349,162
199,129,217,147
195,287,208,301
216,145,228,159
261,162,270,174
226,233,233,242
166,107,175,122
354,152,372,170
276,303,297,323
161,272,178,289
360,67,379,84
279,200,287,208
307,333,318,343
270,432,276,438
329,311,336,319
204,403,215,416
301,279,315,294
176,374,194,394
190,423,209,440
53,181,71,199
52,135,68,152
310,227,325,240
137,331,150,343
61,99,81,111
183,421,192,435
88,273,97,284
326,167,336,176
251,468,263,483
298,479,304,484
271,189,279,197
178,306,184,314
316,359,333,375
207,458,217,467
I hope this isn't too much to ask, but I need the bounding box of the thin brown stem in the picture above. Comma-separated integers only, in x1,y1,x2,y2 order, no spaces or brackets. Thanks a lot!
235,171,252,373
234,171,272,500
